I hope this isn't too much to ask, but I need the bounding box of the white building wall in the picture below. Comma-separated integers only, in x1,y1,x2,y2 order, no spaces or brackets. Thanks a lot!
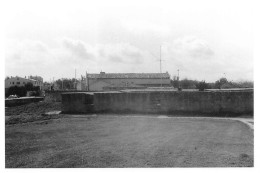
88,78,170,86
5,76,43,90
5,77,34,88
87,78,171,91
89,80,111,91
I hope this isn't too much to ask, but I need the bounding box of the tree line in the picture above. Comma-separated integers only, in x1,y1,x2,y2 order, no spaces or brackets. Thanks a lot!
55,78,78,90
54,77,253,91
171,77,253,91
5,83,40,98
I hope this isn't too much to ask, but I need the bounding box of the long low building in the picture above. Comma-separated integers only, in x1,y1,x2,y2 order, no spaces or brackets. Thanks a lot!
77,72,171,91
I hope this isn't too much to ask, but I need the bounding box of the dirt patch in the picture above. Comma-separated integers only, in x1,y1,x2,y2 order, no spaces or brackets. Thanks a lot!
5,102,62,125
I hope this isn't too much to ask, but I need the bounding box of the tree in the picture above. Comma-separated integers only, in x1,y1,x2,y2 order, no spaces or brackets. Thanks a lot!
196,81,211,91
6,86,27,97
25,82,34,91
215,77,228,89
180,78,198,89
219,78,228,84
171,76,179,88
237,81,253,88
55,78,78,90
6,82,41,97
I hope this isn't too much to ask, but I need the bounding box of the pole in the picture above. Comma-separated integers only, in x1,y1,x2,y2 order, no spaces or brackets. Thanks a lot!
75,69,76,89
177,69,180,89
86,71,89,91
160,45,162,88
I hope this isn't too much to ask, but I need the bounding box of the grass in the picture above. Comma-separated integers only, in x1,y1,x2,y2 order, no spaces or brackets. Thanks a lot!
5,115,253,168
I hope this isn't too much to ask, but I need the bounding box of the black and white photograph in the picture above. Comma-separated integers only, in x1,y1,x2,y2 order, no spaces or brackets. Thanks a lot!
2,0,257,170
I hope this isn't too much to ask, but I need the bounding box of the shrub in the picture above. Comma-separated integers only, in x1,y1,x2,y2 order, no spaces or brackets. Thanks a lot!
196,81,211,91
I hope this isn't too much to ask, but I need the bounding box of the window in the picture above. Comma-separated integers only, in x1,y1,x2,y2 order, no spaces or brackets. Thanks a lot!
12,82,14,84
17,82,20,85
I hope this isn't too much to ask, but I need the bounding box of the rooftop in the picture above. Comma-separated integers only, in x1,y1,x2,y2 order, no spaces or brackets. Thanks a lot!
6,76,38,82
87,72,170,79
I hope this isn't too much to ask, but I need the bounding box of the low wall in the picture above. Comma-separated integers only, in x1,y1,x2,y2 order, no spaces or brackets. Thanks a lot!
62,92,94,113
44,90,87,102
5,97,44,107
44,91,64,102
61,91,253,115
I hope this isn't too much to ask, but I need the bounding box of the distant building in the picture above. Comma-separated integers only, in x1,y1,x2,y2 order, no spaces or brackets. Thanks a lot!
76,77,85,91
5,76,43,90
77,71,171,91
53,81,60,90
28,75,43,90
43,82,52,91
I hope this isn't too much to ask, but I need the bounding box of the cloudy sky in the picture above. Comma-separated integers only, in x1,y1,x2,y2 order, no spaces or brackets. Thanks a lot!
4,0,253,82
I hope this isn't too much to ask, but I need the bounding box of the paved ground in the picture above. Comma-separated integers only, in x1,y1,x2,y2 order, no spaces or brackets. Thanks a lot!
5,115,253,168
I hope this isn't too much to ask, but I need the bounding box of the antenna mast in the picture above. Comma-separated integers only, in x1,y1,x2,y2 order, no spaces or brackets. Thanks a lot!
160,45,162,88
74,68,77,89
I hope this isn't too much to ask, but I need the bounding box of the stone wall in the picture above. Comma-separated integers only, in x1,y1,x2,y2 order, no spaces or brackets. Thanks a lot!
62,90,253,115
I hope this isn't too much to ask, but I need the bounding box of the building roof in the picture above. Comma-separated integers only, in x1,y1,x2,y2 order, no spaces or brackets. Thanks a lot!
5,76,37,82
87,72,170,79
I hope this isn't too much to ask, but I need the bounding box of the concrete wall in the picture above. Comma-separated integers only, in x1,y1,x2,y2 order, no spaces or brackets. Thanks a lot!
62,92,94,113
5,97,44,107
93,91,253,115
44,91,63,102
44,90,85,102
62,91,253,115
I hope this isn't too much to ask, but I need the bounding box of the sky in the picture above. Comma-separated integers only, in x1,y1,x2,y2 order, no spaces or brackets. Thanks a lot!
4,0,254,82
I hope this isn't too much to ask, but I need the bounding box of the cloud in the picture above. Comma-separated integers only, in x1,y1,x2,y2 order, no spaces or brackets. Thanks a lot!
123,20,171,36
161,36,253,82
5,36,252,82
30,41,48,52
5,39,147,68
169,36,214,59
109,55,124,63
160,36,215,74
99,43,145,64
8,53,22,61
5,40,50,65
62,38,95,60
